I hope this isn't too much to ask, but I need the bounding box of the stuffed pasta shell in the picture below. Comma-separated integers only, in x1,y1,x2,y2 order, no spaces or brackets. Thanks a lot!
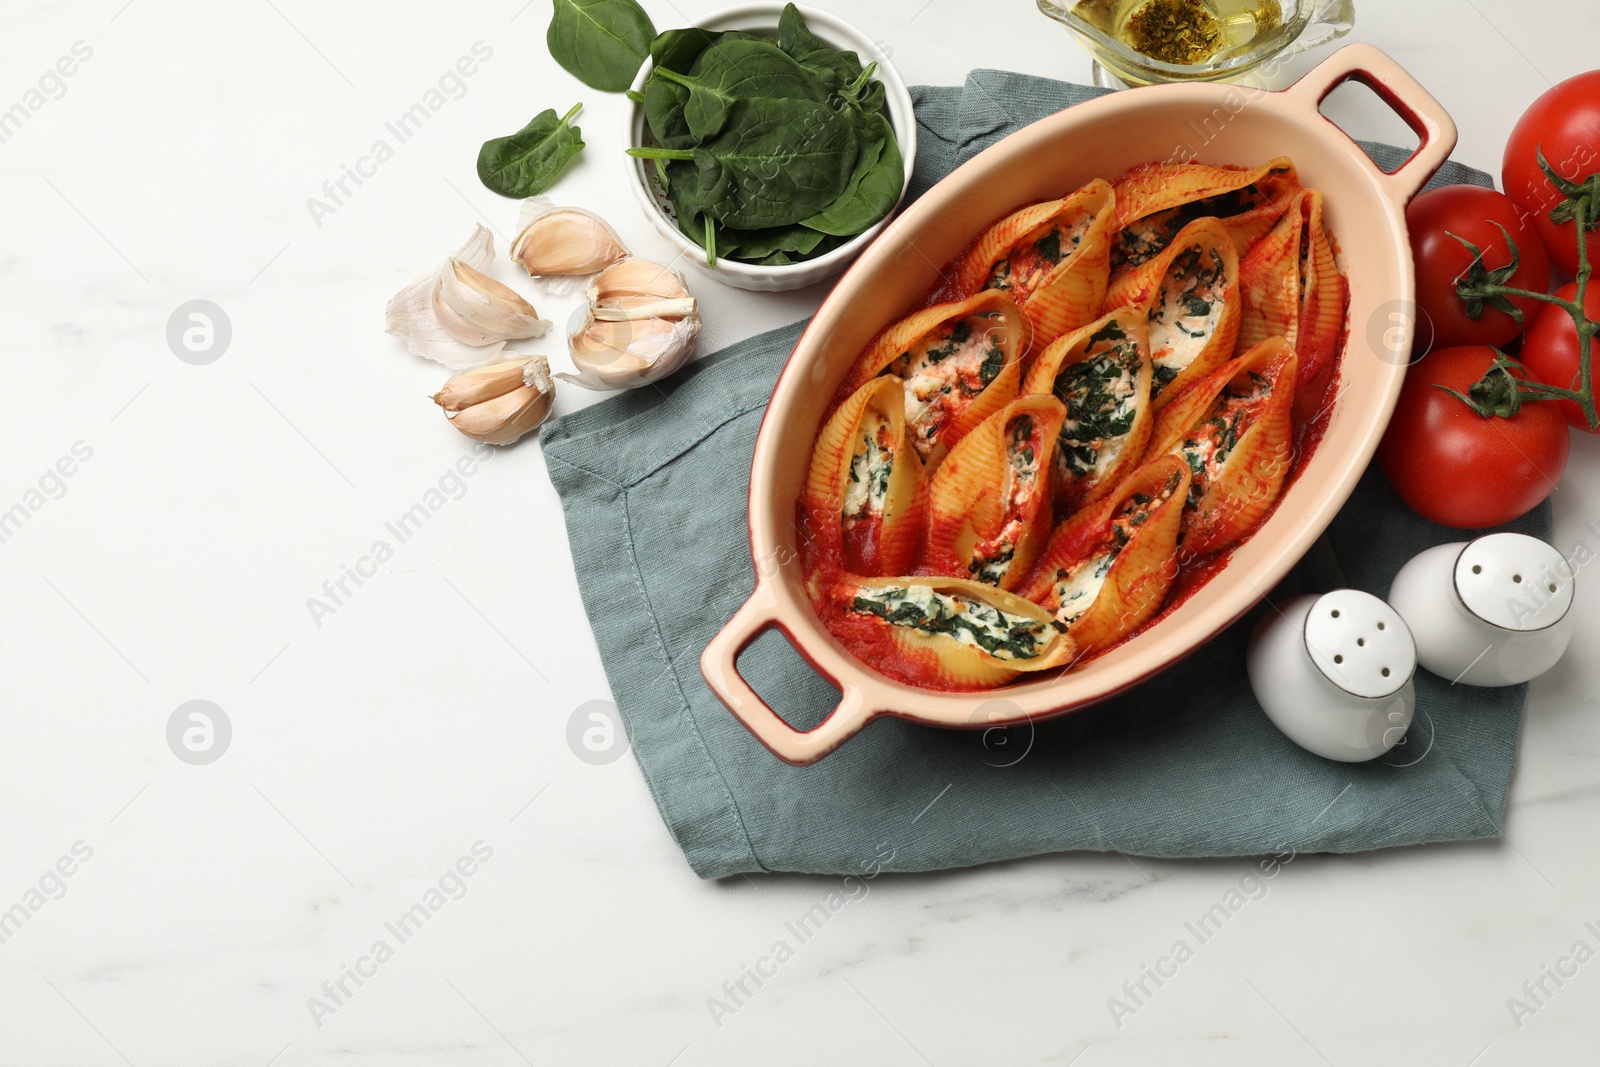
925,395,1066,591
840,576,1078,689
804,377,928,576
1237,188,1347,422
1020,455,1191,656
1111,157,1300,269
1021,307,1154,515
949,179,1115,351
846,290,1025,473
1104,217,1241,407
1146,336,1298,557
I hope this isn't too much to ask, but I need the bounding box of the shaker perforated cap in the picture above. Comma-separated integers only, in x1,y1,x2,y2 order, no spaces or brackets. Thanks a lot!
1454,533,1573,632
1303,589,1416,699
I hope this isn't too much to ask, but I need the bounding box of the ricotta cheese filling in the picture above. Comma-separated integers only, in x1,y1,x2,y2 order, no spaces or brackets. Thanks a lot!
1053,318,1142,487
1114,187,1262,269
1148,246,1227,394
850,583,1055,661
1175,372,1272,505
1050,473,1183,626
985,210,1095,298
888,312,1008,460
842,410,893,526
970,413,1043,585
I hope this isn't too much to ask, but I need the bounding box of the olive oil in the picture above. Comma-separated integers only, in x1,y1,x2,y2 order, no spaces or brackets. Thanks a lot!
1071,0,1283,65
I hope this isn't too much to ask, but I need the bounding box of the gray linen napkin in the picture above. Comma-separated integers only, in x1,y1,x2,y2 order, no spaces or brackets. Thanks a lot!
541,70,1547,879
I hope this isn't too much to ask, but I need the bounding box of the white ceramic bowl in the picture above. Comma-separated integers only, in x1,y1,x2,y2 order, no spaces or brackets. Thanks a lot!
623,3,917,292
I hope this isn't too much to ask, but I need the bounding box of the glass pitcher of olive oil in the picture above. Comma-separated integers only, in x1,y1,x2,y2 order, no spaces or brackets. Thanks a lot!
1039,0,1354,87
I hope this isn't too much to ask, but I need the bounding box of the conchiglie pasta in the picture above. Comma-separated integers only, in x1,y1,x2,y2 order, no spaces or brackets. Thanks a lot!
804,377,928,576
925,395,1066,591
1237,189,1348,422
1104,218,1242,408
949,179,1115,352
800,156,1347,693
842,576,1078,689
847,290,1025,473
1020,455,1191,656
1021,307,1154,515
1145,336,1298,557
1111,157,1300,269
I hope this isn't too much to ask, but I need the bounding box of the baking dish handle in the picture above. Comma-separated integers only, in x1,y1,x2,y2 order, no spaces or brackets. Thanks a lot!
701,584,877,766
1281,43,1459,206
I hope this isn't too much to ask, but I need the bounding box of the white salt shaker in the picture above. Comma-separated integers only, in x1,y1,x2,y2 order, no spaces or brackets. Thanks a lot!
1387,533,1575,687
1246,591,1418,762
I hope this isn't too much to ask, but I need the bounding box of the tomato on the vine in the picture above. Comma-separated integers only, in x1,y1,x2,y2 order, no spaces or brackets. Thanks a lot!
1518,280,1600,432
1406,185,1549,351
1378,346,1570,530
1502,70,1600,276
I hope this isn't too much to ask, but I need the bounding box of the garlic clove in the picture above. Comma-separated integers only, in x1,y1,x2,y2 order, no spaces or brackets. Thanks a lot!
386,226,554,369
433,260,552,346
432,356,544,411
512,205,628,278
588,257,690,305
439,355,554,445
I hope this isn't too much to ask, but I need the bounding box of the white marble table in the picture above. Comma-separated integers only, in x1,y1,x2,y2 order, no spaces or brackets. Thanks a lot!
5,1,1599,1063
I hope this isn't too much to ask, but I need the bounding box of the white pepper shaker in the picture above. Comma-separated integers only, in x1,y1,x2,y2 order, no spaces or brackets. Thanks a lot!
1387,533,1575,687
1246,590,1418,762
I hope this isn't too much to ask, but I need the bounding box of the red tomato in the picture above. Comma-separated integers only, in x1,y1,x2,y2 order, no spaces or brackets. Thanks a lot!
1518,280,1600,432
1406,185,1550,351
1502,70,1600,276
1378,346,1569,529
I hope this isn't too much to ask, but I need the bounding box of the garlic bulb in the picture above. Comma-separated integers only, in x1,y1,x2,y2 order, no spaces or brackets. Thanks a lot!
386,226,551,369
433,356,555,445
562,259,701,391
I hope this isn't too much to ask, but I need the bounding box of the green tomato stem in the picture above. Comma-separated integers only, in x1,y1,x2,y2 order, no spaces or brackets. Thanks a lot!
1447,170,1598,430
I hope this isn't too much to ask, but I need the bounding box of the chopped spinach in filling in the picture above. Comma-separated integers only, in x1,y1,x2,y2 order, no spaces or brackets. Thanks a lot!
842,412,894,523
985,211,1094,294
850,584,1051,661
969,414,1042,585
1148,246,1227,395
1115,187,1263,268
887,312,1008,459
1176,372,1271,506
1053,320,1141,482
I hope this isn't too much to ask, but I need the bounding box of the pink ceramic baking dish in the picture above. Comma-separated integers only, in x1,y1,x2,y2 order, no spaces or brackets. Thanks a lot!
702,44,1457,765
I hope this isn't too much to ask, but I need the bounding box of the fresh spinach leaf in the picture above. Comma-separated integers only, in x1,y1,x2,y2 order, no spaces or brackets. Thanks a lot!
776,2,862,91
477,103,585,198
650,27,721,72
547,0,655,93
631,97,859,229
853,77,886,114
652,38,826,140
724,224,829,260
800,108,902,236
642,74,695,149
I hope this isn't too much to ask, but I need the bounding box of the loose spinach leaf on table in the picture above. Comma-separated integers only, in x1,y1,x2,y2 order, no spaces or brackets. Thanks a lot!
477,103,585,198
801,108,902,236
652,38,827,141
547,0,655,92
632,96,859,230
